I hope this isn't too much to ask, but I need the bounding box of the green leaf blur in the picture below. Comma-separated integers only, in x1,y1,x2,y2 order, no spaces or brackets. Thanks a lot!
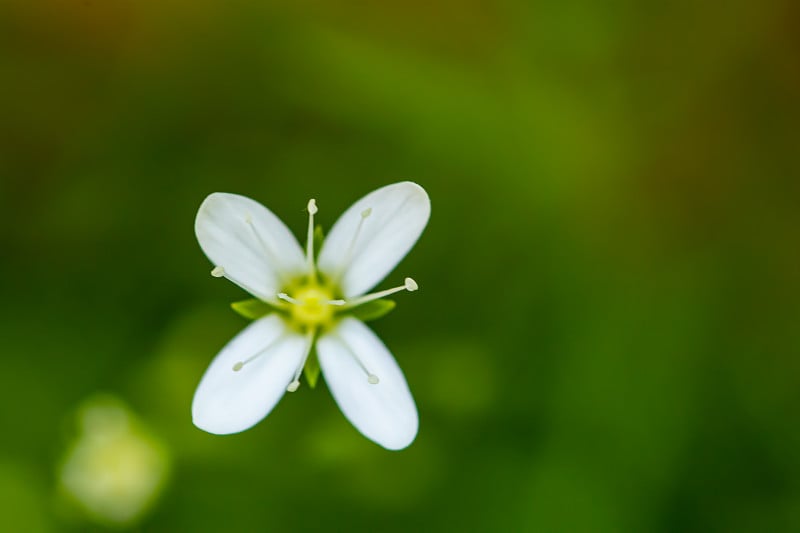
349,299,397,322
230,299,274,321
303,349,321,390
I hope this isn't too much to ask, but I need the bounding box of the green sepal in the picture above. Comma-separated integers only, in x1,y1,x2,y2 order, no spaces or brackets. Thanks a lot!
304,349,321,388
349,299,396,322
230,299,274,320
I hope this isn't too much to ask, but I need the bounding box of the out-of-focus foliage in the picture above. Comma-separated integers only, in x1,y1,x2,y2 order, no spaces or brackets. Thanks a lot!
1,0,799,531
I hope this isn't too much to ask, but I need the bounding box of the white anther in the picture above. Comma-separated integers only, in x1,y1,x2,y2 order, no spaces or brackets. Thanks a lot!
404,277,418,291
361,207,372,218
367,374,380,385
232,361,244,372
286,380,300,392
308,199,318,215
211,266,225,277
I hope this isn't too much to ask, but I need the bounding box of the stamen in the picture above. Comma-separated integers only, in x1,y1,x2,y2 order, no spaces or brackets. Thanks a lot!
339,277,419,309
332,206,372,283
325,299,346,306
337,335,380,385
277,292,301,305
287,328,316,392
211,266,225,277
232,336,282,372
306,199,317,277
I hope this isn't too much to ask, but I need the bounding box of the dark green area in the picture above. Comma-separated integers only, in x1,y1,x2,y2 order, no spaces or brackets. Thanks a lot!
1,1,799,531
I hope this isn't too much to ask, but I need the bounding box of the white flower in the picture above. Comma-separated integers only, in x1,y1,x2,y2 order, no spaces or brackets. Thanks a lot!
192,182,430,450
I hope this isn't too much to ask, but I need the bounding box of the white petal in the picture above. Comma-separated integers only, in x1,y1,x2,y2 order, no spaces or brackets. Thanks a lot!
192,315,306,435
318,182,430,297
317,318,418,450
195,193,306,300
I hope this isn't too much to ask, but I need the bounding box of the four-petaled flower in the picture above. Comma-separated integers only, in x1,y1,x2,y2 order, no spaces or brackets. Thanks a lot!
192,182,430,450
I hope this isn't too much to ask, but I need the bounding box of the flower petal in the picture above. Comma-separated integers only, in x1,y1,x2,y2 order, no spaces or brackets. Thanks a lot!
192,315,306,435
318,182,430,297
317,318,418,450
195,193,306,301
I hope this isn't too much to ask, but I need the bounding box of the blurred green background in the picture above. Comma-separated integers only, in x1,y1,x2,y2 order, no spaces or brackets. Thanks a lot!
2,0,799,531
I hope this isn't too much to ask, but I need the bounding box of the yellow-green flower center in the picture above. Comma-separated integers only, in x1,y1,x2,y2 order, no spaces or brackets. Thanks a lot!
287,284,336,328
